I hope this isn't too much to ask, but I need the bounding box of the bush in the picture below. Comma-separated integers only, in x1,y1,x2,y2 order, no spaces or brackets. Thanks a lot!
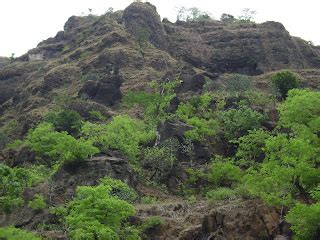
278,89,320,137
100,177,137,203
27,123,99,166
219,106,264,141
143,138,179,181
82,115,155,163
65,179,139,239
234,129,270,168
286,202,320,240
175,93,219,141
208,159,243,188
141,216,164,234
206,187,237,201
0,164,49,213
177,7,213,22
123,81,178,126
28,194,46,211
271,71,299,99
44,109,82,136
0,226,42,240
224,74,252,95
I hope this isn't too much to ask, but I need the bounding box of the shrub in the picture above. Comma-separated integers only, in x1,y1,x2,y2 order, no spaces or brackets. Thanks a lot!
141,196,158,204
271,71,299,99
177,7,213,22
208,159,243,188
0,164,48,213
224,74,252,95
100,177,137,203
28,194,46,211
143,138,179,181
219,106,264,141
0,226,42,240
286,202,320,240
206,187,237,201
27,123,99,166
234,129,270,168
44,109,82,136
65,179,139,239
141,216,164,234
123,81,178,126
82,115,155,163
278,89,320,137
175,93,219,141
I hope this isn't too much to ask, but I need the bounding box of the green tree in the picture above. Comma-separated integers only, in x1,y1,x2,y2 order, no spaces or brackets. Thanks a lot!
219,106,264,141
286,202,320,240
28,194,46,211
0,226,42,240
26,123,99,166
234,129,270,168
64,179,139,240
82,115,155,163
44,109,82,136
271,71,299,99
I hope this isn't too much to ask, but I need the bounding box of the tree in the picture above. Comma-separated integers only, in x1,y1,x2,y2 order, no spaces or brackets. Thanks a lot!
44,109,83,137
238,8,256,22
0,226,42,240
82,116,155,163
220,13,235,23
219,106,264,141
64,178,139,239
271,71,299,99
26,123,99,166
177,7,213,22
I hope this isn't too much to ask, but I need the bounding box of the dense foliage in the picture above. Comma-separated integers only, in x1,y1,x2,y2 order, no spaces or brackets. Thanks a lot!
64,178,139,240
26,123,99,166
271,71,299,99
82,115,155,163
0,226,42,240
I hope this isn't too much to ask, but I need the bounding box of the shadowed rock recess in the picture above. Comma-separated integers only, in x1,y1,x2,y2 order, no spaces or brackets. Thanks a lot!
0,2,319,240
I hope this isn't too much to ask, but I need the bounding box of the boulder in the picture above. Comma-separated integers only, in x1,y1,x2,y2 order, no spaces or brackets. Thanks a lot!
123,2,168,49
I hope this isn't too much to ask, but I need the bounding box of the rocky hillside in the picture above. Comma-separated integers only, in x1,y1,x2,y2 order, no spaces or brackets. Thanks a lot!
0,2,319,240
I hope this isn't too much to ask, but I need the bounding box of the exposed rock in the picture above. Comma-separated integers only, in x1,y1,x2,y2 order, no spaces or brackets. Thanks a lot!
78,74,123,107
42,65,81,93
137,199,282,240
123,2,168,49
0,57,9,68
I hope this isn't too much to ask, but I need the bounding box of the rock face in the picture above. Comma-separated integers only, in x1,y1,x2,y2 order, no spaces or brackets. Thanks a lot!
136,199,282,240
164,20,320,75
123,2,168,49
0,57,9,68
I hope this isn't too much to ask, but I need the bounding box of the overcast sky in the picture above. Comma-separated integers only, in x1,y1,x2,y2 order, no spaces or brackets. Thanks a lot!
0,0,319,57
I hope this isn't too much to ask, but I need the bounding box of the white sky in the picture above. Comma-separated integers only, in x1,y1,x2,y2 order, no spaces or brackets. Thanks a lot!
0,0,319,57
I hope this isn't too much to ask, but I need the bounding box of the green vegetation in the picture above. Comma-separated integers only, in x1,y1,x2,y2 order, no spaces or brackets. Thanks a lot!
44,109,83,136
285,202,320,240
177,7,213,22
0,226,42,240
82,115,155,163
0,164,48,213
175,93,219,141
271,71,299,99
143,138,179,181
26,123,99,166
219,106,264,141
64,178,139,240
28,194,46,211
123,80,179,126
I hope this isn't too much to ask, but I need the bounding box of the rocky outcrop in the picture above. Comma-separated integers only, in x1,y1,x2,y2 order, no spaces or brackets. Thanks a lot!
123,2,168,49
136,199,283,240
164,20,320,75
0,57,9,68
